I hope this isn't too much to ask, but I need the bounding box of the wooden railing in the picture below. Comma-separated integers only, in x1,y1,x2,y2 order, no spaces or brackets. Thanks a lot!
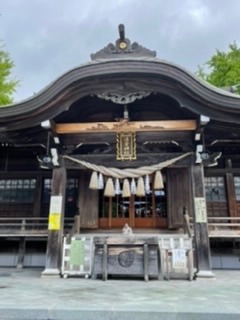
0,216,239,238
187,216,240,238
207,216,240,226
207,217,240,238
0,217,75,236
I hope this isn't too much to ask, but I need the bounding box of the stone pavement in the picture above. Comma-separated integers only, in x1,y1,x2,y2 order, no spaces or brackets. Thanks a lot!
0,268,239,320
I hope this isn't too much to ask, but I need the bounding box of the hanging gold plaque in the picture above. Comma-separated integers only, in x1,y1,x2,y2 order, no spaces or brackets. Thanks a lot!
116,132,136,161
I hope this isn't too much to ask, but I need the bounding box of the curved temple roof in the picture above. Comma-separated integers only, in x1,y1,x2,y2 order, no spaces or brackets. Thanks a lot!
1,24,240,131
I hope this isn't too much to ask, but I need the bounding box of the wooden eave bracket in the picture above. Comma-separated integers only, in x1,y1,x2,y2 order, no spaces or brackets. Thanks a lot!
195,115,211,164
41,120,61,146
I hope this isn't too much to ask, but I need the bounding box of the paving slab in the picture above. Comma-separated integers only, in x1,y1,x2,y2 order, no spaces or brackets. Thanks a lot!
0,268,239,320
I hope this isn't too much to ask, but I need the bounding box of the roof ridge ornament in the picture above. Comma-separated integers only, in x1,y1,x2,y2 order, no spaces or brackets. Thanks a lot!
91,24,157,60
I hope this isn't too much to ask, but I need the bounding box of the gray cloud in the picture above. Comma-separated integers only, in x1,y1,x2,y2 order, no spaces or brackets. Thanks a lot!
1,0,240,102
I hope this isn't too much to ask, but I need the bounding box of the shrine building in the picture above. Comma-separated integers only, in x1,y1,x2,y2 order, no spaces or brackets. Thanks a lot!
0,25,240,276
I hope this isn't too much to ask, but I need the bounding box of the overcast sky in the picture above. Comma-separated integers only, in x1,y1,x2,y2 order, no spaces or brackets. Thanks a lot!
1,0,240,102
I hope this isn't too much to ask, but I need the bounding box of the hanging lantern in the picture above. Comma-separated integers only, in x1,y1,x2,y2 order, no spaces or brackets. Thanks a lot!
154,170,164,190
115,178,121,195
145,174,150,194
98,173,104,189
122,178,131,197
130,178,136,195
89,171,98,190
104,178,115,197
136,176,145,197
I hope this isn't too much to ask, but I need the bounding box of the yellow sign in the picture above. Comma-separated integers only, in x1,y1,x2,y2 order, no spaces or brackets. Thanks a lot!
48,213,61,230
48,196,62,230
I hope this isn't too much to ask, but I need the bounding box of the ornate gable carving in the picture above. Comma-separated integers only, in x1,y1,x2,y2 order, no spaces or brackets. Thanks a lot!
97,90,152,104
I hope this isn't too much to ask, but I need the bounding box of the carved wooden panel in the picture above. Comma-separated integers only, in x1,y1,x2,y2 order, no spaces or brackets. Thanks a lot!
55,120,197,134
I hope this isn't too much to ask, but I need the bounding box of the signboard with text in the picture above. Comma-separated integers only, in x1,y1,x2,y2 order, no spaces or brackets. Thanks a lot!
194,197,207,223
172,249,187,269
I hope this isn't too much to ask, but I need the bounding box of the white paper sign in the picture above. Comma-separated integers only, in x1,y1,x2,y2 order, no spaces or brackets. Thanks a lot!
172,249,187,269
194,197,207,223
49,196,62,214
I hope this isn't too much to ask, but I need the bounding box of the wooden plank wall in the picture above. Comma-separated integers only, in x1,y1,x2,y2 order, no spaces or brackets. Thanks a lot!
78,171,99,228
0,204,33,217
167,168,192,229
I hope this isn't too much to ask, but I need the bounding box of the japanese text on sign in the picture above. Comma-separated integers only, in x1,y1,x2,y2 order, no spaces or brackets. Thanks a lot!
172,249,187,269
194,197,207,223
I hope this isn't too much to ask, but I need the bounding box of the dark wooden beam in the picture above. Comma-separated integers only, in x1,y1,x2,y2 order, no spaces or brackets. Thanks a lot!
205,168,240,175
60,131,193,148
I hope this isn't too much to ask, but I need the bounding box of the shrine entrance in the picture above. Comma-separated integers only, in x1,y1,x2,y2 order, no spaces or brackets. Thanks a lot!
99,181,167,229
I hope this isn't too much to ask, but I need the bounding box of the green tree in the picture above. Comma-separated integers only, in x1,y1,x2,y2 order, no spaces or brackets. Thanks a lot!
197,42,240,94
0,44,19,106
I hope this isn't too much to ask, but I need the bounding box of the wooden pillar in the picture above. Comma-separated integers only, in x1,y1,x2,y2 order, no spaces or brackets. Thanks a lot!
191,161,214,278
42,165,66,277
33,174,43,217
130,195,135,228
226,173,238,219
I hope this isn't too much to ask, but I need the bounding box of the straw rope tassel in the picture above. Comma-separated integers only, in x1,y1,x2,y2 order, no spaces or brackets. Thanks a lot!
136,176,145,197
130,178,136,195
104,178,115,197
89,171,98,190
154,170,164,190
98,173,104,189
145,174,150,194
122,179,131,197
115,178,121,195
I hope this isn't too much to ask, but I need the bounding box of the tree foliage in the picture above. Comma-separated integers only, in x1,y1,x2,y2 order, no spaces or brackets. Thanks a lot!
197,42,240,94
0,45,19,106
